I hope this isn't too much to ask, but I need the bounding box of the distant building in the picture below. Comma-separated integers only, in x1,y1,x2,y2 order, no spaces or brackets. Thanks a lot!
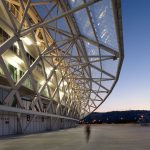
138,114,150,125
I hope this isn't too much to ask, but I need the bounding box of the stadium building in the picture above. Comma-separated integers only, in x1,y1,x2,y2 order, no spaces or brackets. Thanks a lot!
0,0,123,135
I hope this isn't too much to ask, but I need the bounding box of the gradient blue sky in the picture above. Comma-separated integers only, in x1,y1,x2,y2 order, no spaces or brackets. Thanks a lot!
96,0,150,112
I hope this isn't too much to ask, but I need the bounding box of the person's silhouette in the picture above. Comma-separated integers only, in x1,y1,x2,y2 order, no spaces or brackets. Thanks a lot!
85,124,91,142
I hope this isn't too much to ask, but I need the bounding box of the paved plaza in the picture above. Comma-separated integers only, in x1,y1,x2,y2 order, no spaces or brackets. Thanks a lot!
0,124,150,150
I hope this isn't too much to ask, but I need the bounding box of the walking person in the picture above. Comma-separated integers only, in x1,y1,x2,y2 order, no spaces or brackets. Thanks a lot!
85,124,91,142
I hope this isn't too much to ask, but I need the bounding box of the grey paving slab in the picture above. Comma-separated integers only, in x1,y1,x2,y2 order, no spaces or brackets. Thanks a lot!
0,124,150,150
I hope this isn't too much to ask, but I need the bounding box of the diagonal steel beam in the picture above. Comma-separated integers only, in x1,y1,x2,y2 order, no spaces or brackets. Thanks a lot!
0,0,18,31
0,36,17,55
90,63,115,79
46,25,73,38
46,25,119,57
80,35,119,57
19,0,31,31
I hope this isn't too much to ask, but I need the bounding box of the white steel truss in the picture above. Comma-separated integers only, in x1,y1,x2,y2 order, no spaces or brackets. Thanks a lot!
0,0,124,120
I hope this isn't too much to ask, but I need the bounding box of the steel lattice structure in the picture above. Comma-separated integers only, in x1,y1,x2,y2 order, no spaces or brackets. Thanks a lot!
0,0,123,125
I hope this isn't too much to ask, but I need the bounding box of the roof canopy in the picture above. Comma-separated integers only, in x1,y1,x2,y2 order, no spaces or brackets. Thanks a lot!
1,0,124,118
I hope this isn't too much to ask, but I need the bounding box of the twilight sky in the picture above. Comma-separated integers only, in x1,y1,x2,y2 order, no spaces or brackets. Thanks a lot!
96,0,150,112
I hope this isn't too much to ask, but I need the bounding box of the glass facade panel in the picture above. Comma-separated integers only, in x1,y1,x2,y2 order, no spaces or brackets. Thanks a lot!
89,0,119,50
69,0,96,40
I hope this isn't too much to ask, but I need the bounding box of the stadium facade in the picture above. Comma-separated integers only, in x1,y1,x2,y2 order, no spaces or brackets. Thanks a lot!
0,0,123,135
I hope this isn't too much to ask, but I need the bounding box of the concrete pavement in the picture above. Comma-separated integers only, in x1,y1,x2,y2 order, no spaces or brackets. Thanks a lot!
0,124,150,150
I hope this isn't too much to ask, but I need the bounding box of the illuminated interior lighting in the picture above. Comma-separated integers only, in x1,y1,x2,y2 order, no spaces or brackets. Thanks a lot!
60,80,67,87
66,88,72,94
36,41,41,46
14,42,19,49
60,82,63,88
64,81,67,86
5,55,23,69
48,81,53,87
40,80,45,85
21,37,32,45
12,56,23,65
59,91,64,100
45,67,53,76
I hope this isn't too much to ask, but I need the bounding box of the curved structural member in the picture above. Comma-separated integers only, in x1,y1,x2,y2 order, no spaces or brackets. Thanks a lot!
0,0,123,135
